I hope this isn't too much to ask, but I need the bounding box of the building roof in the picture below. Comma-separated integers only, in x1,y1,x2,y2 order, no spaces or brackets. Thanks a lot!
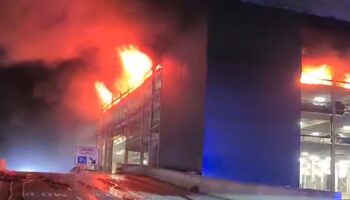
241,0,350,22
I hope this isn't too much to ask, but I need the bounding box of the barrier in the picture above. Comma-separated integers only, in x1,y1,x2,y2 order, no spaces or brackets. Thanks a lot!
124,166,341,200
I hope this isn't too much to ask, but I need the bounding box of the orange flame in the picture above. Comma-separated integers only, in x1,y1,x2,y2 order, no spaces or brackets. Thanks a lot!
301,64,332,86
341,74,350,89
94,45,154,111
94,81,113,108
118,45,152,89
300,64,350,89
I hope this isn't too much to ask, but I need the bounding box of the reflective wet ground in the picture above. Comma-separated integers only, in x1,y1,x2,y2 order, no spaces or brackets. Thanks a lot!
0,171,221,200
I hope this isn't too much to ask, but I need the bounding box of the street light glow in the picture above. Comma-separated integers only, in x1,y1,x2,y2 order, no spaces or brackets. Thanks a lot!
313,96,326,105
311,132,320,136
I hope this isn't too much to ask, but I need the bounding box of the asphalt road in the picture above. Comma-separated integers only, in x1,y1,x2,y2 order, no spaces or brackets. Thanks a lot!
0,171,221,200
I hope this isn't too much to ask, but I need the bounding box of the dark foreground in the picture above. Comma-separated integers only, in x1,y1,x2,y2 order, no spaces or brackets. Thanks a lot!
0,171,219,200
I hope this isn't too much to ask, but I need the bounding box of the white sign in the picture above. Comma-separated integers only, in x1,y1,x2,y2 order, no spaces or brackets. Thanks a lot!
75,146,98,165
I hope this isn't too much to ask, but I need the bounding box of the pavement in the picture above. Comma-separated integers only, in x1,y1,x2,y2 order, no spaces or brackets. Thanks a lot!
0,171,222,200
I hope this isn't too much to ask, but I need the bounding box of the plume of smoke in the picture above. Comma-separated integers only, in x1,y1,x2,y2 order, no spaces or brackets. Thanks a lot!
0,0,204,63
0,0,206,122
0,0,136,62
0,0,202,118
303,19,350,79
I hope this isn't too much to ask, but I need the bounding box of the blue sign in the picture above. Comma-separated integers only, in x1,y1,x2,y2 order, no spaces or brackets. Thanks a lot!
77,156,87,164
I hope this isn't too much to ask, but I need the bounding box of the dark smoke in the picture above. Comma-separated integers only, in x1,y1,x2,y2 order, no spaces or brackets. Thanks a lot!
0,60,97,172
302,17,350,78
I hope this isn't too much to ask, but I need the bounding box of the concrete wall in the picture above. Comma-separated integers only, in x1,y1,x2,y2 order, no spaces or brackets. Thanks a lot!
203,0,301,187
125,166,341,200
158,8,207,172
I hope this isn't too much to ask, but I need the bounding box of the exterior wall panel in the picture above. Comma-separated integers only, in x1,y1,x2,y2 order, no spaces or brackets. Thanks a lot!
158,19,207,172
203,1,301,187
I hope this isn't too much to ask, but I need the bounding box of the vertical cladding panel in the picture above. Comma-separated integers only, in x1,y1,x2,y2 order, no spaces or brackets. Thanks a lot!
203,1,301,186
159,19,207,172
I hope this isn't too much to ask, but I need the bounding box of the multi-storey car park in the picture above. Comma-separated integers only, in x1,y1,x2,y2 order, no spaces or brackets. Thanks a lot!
96,1,350,198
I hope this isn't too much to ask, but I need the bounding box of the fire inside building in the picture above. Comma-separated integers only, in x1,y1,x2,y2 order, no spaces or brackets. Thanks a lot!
96,0,350,198
97,49,163,173
96,25,206,175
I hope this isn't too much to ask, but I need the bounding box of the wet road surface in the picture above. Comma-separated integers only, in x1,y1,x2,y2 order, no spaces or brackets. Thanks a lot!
0,171,222,200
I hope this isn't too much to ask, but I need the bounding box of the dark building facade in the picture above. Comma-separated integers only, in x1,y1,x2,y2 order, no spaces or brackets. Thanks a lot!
98,0,350,198
204,1,350,198
203,0,301,187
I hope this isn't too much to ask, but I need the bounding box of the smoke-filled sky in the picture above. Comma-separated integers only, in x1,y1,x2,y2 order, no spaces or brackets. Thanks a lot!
302,16,350,79
0,0,204,172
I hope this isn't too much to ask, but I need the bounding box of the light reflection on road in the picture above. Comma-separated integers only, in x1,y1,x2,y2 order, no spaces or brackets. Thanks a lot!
0,172,219,200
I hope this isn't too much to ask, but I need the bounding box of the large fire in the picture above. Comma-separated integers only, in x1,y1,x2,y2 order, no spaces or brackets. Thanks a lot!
118,45,153,89
301,64,350,89
94,81,113,108
300,64,332,85
341,74,350,89
94,45,153,110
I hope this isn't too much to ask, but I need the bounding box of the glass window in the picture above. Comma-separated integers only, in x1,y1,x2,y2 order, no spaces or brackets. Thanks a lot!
127,151,141,165
154,73,162,91
125,128,142,165
334,87,350,198
300,84,332,191
111,135,126,174
152,108,160,124
300,57,350,196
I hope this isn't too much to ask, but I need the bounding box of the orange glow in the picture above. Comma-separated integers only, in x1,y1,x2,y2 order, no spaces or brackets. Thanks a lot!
301,64,332,86
342,74,350,89
300,64,350,89
94,45,155,111
118,45,152,89
94,81,113,108
155,64,162,71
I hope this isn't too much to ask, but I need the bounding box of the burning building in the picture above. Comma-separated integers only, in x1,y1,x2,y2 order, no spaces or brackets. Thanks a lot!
95,0,350,198
96,17,206,174
203,1,350,198
96,46,163,172
298,19,350,197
